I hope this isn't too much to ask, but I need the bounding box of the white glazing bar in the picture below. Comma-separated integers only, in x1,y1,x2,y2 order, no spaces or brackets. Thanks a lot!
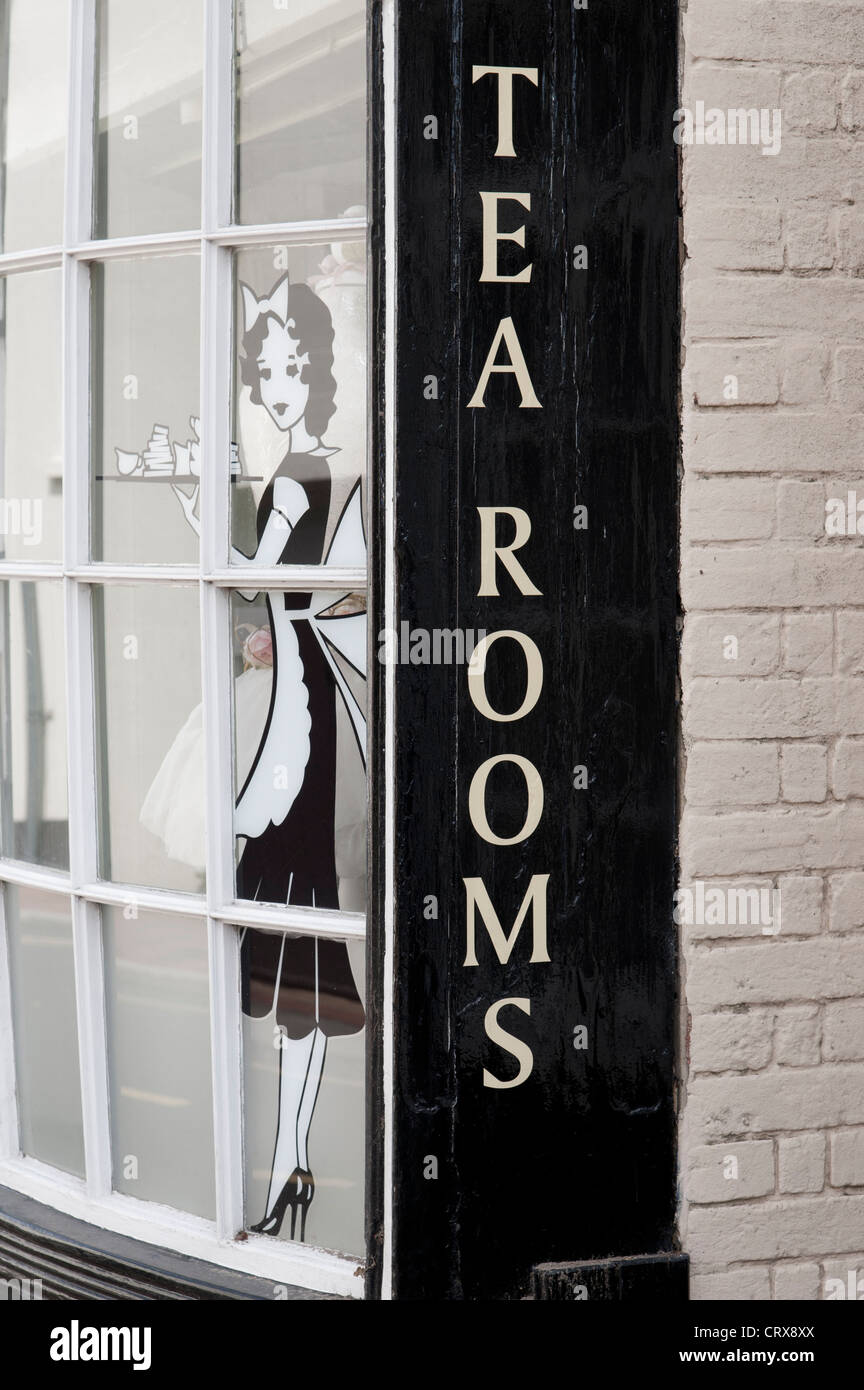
75,881,207,917
0,248,64,274
0,564,65,581
209,218,367,248
201,0,244,1243
382,0,397,1303
71,231,202,261
67,565,200,584
217,900,366,939
64,0,112,1200
0,877,19,1160
205,566,367,589
0,861,71,893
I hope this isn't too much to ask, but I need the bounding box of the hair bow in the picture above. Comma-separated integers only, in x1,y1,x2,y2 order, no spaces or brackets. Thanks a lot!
240,274,291,333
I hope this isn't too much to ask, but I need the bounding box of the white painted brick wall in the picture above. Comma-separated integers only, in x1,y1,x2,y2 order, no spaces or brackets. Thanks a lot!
681,0,864,1301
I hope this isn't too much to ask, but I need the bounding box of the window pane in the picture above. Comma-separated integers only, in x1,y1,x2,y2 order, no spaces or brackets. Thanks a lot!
4,885,84,1177
235,0,366,225
232,242,367,560
0,269,63,563
91,255,200,564
0,580,68,870
104,907,215,1219
95,0,204,239
242,929,364,1254
232,590,366,914
0,0,69,252
94,584,204,893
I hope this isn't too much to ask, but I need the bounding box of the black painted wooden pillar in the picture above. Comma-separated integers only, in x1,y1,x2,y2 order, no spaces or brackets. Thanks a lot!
387,0,682,1300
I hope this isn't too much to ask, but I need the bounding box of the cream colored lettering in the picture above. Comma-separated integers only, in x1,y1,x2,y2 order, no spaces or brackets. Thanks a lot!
469,754,544,845
467,629,543,722
477,506,542,596
479,192,532,283
471,65,539,158
482,998,534,1089
463,873,550,965
467,317,541,409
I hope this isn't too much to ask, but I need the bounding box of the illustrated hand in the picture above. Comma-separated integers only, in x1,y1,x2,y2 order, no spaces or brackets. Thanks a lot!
172,483,201,534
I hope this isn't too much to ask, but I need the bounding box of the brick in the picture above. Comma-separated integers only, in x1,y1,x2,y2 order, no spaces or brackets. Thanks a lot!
777,875,823,937
832,740,864,801
691,1009,774,1071
684,476,775,541
786,207,834,272
830,1129,864,1186
690,1267,772,1300
837,611,864,674
780,744,827,803
684,407,864,474
782,613,833,676
824,1000,864,1062
779,1133,825,1193
686,276,864,343
773,1261,820,1300
837,211,864,275
688,1141,775,1203
688,1194,864,1265
842,70,864,132
775,1005,822,1068
687,341,780,406
835,347,864,412
682,614,780,679
783,70,839,134
686,5,864,65
828,871,864,933
684,678,864,740
781,339,830,404
688,939,864,1010
776,481,826,541
688,1065,864,1140
683,549,864,609
682,803,864,876
687,742,779,807
686,202,783,272
683,879,780,942
683,134,863,209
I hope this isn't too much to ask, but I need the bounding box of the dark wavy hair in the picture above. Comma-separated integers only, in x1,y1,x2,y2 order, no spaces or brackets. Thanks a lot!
239,280,337,440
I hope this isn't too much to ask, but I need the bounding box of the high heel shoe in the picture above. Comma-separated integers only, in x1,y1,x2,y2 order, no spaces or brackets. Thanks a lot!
250,1168,315,1240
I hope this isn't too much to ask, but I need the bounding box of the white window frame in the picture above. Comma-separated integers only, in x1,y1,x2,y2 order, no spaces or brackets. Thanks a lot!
0,0,386,1301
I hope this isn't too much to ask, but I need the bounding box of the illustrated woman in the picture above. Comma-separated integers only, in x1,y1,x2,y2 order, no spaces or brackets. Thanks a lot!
173,273,367,1241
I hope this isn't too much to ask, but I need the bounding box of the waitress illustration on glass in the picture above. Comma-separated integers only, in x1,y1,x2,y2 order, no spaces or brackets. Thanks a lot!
165,271,367,1242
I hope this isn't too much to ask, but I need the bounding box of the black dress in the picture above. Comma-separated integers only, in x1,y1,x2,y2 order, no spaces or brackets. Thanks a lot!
236,450,364,1040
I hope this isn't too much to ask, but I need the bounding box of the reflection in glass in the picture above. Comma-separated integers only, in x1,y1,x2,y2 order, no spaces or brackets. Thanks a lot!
94,584,203,894
0,0,69,252
0,269,63,562
0,581,68,870
242,932,364,1254
235,0,366,225
95,0,203,239
104,908,215,1219
5,885,84,1176
91,255,200,564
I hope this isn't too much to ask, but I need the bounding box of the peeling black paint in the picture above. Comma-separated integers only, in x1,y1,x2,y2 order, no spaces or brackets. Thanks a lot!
390,0,680,1300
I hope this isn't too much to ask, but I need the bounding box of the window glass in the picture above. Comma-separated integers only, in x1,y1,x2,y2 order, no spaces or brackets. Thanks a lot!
235,0,366,225
94,583,204,894
91,254,200,564
242,929,364,1254
0,268,63,563
4,885,84,1176
0,580,68,871
0,0,69,252
104,906,215,1219
95,0,204,239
